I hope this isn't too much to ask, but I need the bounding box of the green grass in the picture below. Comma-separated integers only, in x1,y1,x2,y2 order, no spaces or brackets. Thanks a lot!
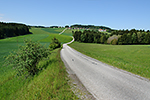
69,42,150,79
0,28,75,99
6,49,78,99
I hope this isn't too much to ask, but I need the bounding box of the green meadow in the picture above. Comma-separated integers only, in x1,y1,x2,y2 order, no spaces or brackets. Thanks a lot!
70,42,150,80
0,28,77,99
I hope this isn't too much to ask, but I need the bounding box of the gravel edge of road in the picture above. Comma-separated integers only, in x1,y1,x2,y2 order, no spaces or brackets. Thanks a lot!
60,51,96,100
60,36,96,100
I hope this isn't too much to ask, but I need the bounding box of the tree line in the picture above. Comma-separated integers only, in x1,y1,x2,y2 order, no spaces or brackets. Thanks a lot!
0,22,30,39
73,29,150,45
111,29,150,45
73,30,109,44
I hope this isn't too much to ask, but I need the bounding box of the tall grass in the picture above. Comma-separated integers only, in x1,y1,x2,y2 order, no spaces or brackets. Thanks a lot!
70,42,150,79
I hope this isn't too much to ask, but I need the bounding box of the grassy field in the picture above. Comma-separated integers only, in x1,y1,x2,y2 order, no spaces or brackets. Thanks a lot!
0,28,76,99
41,28,65,34
30,28,72,43
69,42,150,79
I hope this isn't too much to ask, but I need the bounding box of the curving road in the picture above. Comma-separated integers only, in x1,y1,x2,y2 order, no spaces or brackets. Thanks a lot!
60,38,150,100
59,28,67,35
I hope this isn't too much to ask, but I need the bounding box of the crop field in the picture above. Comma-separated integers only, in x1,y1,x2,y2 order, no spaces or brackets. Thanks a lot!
62,29,73,36
41,28,65,34
0,28,76,99
70,42,150,79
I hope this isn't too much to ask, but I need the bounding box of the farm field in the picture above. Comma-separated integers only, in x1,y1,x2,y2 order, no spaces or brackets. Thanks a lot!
41,28,65,34
0,28,76,99
61,29,73,36
69,42,150,79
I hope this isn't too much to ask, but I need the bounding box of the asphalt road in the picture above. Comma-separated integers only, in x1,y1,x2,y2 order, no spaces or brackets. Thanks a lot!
60,39,150,100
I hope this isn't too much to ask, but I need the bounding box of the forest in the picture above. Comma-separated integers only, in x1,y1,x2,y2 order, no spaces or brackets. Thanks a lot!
73,29,150,45
0,22,30,39
112,29,150,45
73,30,109,44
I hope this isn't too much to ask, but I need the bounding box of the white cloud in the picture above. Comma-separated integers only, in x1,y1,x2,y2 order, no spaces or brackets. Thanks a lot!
0,13,4,16
0,14,11,22
0,14,4,21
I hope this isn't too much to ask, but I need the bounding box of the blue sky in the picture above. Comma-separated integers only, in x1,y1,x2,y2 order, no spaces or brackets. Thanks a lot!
0,0,150,30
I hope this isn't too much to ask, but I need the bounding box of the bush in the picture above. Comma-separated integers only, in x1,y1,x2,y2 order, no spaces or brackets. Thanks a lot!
49,37,61,50
4,40,50,77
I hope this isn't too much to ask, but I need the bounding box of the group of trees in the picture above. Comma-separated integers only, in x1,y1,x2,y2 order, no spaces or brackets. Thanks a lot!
111,29,150,45
0,22,30,39
73,29,150,45
73,30,109,44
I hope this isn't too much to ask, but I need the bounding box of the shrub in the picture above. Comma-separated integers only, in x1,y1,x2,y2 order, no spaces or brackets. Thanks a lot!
49,37,61,50
4,40,50,77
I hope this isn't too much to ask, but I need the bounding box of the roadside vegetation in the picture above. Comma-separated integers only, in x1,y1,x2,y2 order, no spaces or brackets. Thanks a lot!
0,27,77,99
69,42,150,79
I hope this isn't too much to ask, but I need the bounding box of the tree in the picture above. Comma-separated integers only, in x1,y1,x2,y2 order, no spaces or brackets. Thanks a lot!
137,32,143,43
87,33,94,43
80,33,86,42
100,35,106,44
144,33,150,44
127,33,132,44
132,33,138,44
118,37,123,45
49,37,61,50
65,25,69,28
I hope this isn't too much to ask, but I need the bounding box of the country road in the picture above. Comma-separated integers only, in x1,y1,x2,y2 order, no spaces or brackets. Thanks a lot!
59,28,67,35
60,38,150,100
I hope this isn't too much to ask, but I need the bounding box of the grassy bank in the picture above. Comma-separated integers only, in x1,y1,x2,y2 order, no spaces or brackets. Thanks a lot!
0,28,76,99
11,49,78,100
69,42,150,79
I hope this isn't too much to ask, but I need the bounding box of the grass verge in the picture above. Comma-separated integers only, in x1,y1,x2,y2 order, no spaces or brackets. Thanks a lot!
1,48,78,99
69,42,150,80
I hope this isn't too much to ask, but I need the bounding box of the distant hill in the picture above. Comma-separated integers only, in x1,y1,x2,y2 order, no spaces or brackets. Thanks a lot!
70,24,113,32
